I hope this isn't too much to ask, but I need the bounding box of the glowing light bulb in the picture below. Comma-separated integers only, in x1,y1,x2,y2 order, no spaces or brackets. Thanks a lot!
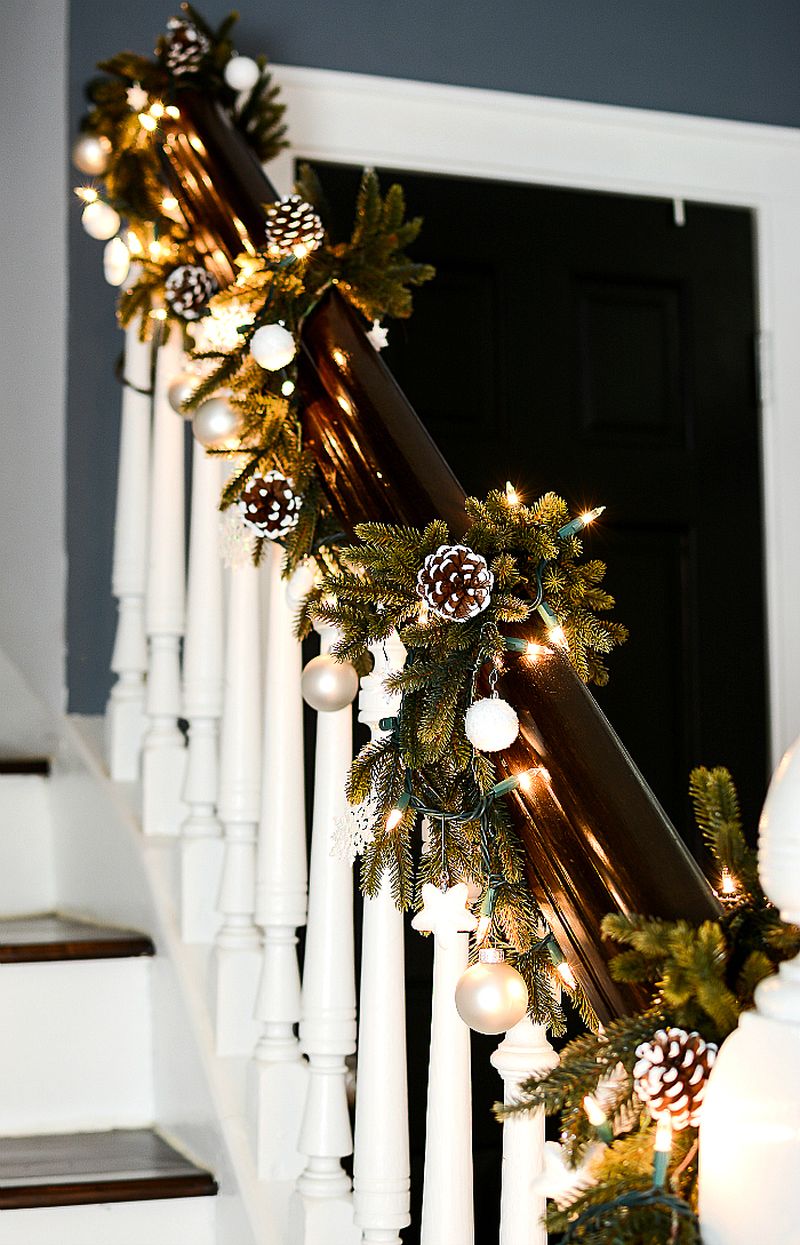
505,480,520,506
165,105,181,119
583,1095,608,1128
418,601,430,625
149,101,165,118
150,307,168,321
74,186,98,203
581,506,605,526
139,113,157,132
161,195,179,212
652,1115,673,1187
126,230,143,256
386,791,411,832
548,624,568,649
281,380,295,397
525,641,547,661
556,960,577,990
720,867,737,896
518,770,534,792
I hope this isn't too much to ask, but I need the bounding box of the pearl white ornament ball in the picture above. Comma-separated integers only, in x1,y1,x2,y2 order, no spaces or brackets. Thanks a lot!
250,323,297,371
192,396,244,450
103,236,130,286
455,949,529,1035
167,372,198,416
72,132,112,175
82,200,121,240
301,654,359,713
224,55,261,93
464,696,519,752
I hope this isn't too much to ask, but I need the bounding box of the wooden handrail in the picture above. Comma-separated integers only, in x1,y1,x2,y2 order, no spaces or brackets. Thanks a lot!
159,90,719,1022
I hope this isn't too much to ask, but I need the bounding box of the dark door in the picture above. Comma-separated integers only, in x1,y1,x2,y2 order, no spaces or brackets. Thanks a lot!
308,162,768,1243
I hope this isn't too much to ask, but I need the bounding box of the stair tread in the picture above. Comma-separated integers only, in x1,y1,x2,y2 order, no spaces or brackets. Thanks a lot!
0,913,155,963
0,1128,217,1209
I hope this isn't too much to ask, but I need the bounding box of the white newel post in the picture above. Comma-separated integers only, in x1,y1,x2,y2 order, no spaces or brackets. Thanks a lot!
290,620,360,1245
179,445,226,942
107,315,152,781
250,542,309,1180
412,883,478,1245
353,633,412,1245
211,552,263,1055
491,1019,559,1245
699,734,800,1243
142,324,187,835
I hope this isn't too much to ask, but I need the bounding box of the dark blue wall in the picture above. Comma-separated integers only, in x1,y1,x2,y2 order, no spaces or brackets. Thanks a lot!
67,0,800,710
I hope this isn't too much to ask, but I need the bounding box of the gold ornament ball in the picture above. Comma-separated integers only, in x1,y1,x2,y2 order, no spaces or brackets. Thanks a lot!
301,654,359,713
455,949,528,1034
72,132,112,175
191,396,244,450
250,323,297,371
168,372,198,416
81,200,121,240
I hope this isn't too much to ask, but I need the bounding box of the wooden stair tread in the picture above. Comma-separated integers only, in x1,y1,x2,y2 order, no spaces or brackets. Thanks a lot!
0,914,155,963
0,1128,217,1209
0,759,50,776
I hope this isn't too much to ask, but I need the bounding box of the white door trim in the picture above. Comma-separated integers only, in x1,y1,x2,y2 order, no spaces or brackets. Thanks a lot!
271,65,800,763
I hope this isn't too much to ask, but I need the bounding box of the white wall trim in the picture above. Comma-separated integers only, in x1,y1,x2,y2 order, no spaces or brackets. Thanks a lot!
271,64,800,764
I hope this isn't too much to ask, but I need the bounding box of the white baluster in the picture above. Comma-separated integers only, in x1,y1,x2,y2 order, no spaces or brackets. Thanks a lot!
179,444,226,942
700,735,800,1243
211,551,263,1055
491,1019,559,1245
142,324,187,835
290,620,360,1245
352,633,411,1245
107,314,152,781
413,883,477,1245
250,542,309,1179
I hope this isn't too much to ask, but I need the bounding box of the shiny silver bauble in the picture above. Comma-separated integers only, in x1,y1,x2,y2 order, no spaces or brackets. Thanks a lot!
72,132,112,175
464,696,520,752
301,653,359,713
454,949,529,1034
167,372,198,416
224,55,260,93
191,396,244,450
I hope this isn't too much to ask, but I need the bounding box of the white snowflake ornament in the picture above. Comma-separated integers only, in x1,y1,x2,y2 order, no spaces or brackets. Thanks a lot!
333,795,380,864
126,82,149,112
367,320,389,351
530,1140,602,1210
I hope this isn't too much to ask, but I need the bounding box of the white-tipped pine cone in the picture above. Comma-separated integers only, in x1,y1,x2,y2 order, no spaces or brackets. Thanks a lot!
163,17,210,75
266,195,325,259
237,470,302,540
633,1027,717,1129
416,544,494,623
164,265,218,320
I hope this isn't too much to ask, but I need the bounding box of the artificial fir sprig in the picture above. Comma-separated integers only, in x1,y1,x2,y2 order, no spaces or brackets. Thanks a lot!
312,490,625,1032
500,768,800,1244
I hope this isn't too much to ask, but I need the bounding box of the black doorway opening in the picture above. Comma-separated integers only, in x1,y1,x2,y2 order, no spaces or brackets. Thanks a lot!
306,160,769,1244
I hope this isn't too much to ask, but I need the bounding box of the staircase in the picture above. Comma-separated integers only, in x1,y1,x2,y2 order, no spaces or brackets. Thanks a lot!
0,729,263,1245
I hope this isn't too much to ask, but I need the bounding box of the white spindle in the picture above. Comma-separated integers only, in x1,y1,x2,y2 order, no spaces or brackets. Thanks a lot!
250,542,309,1180
413,882,477,1245
491,1018,559,1245
179,444,226,942
211,554,263,1055
352,634,411,1245
290,620,359,1244
142,324,187,835
107,315,152,781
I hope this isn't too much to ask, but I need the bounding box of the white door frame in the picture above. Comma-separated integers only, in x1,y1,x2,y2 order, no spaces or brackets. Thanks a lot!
271,65,800,764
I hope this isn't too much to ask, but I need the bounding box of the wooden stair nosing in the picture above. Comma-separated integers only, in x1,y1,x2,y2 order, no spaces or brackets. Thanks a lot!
0,759,50,776
0,914,155,964
0,1171,218,1211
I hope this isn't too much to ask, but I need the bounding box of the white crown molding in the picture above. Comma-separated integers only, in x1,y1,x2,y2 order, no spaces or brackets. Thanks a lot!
271,64,800,762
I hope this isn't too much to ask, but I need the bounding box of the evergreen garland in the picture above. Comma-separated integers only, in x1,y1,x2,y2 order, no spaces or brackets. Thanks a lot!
500,768,800,1242
312,489,627,1033
75,5,287,336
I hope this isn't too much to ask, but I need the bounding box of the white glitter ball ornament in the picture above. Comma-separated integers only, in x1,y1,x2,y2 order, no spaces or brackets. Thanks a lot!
224,55,260,93
464,696,519,752
82,200,121,240
250,323,296,371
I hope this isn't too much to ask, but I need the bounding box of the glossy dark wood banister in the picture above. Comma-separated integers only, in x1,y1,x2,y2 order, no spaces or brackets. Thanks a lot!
159,92,720,1023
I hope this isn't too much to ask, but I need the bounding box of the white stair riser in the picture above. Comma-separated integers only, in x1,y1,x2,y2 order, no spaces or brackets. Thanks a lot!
0,958,154,1134
0,1195,215,1245
0,776,55,914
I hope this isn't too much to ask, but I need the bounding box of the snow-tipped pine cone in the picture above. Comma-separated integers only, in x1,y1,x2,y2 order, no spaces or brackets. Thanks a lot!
416,544,494,623
164,265,218,320
163,17,210,76
266,195,325,260
633,1027,717,1129
237,470,302,540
